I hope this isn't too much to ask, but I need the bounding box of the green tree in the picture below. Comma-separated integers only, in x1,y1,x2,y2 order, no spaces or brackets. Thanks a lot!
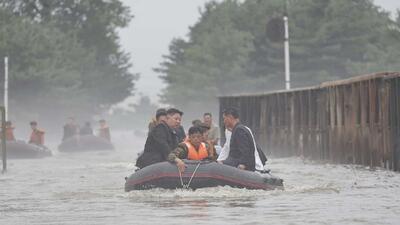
0,9,93,116
156,1,254,110
157,0,400,111
0,0,136,125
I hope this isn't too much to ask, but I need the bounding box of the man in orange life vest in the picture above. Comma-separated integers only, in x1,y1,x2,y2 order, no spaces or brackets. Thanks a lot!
6,121,16,141
29,121,45,146
168,126,213,172
2,121,16,141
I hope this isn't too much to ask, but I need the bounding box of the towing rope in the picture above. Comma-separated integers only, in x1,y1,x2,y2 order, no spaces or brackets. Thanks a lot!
178,162,202,189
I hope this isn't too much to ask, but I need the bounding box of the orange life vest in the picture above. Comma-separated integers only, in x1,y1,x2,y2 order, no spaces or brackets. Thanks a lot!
29,129,45,145
184,141,208,160
5,127,15,141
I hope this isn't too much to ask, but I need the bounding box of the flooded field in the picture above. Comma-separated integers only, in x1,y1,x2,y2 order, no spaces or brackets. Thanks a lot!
1,134,399,225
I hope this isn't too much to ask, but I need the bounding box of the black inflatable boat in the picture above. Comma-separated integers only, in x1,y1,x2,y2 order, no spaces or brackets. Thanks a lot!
6,141,52,159
125,160,283,191
58,135,114,152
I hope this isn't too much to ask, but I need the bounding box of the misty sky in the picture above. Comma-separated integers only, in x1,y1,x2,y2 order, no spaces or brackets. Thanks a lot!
119,0,400,106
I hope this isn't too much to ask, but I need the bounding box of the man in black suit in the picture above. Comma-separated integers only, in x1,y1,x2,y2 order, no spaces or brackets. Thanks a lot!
222,107,256,171
136,108,182,169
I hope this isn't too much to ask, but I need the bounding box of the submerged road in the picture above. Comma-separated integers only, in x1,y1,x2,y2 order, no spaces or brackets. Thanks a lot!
1,133,399,225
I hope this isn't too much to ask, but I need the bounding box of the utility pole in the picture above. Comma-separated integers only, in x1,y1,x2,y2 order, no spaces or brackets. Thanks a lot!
2,57,7,172
4,57,8,121
1,106,6,173
283,1,291,90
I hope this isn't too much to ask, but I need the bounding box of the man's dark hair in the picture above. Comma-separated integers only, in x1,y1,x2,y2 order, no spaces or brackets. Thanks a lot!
167,108,183,116
155,108,167,119
188,126,203,135
192,120,209,133
30,121,37,125
203,112,212,117
223,107,239,119
192,119,202,126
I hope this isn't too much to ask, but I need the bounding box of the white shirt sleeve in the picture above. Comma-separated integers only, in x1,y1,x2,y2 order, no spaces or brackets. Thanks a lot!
254,147,264,171
217,129,231,161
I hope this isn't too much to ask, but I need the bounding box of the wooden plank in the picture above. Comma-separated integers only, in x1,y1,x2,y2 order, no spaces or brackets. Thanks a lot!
381,80,390,168
358,82,368,166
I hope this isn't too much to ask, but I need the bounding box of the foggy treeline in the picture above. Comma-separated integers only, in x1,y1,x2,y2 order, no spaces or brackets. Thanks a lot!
0,0,135,135
156,0,400,114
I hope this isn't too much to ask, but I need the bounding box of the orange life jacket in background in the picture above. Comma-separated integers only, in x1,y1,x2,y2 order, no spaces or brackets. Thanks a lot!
29,129,45,145
5,127,15,141
184,141,208,160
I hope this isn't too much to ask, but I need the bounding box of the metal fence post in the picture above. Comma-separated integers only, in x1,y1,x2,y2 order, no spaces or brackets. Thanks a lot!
1,106,6,173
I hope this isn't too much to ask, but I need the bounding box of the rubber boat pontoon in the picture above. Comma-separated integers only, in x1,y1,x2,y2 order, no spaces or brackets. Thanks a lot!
58,135,114,152
6,141,52,159
125,160,283,191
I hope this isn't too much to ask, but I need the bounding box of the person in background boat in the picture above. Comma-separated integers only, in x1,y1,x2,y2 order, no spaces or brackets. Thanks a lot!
203,112,220,146
221,107,266,171
148,108,167,135
2,121,16,141
80,122,93,136
168,126,213,172
63,117,79,141
98,119,111,141
136,108,181,169
29,121,45,146
174,110,186,143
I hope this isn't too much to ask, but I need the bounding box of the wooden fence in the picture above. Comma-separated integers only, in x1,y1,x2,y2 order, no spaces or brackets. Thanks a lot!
219,72,400,171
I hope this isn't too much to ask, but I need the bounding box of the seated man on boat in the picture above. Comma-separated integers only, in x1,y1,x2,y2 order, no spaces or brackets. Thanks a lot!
3,121,16,141
203,112,220,146
63,117,79,141
80,121,94,136
221,107,267,172
168,126,214,172
147,108,167,135
98,119,111,141
29,121,45,146
135,108,182,169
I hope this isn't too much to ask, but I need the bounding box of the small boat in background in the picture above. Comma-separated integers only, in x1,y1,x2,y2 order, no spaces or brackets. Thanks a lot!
125,160,283,191
58,135,114,152
6,141,52,159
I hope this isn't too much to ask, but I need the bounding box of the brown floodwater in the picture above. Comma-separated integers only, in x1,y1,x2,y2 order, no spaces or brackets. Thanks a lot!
1,132,399,225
